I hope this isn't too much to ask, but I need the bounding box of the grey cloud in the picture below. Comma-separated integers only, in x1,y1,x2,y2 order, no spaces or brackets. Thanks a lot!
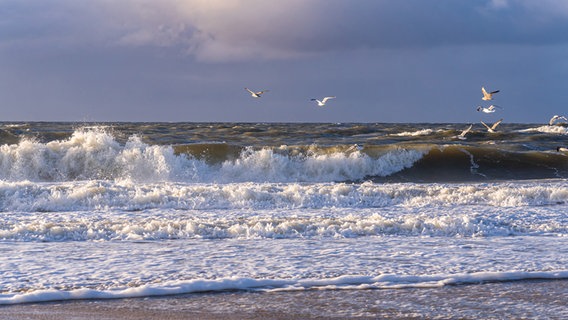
3,0,568,61
117,0,568,61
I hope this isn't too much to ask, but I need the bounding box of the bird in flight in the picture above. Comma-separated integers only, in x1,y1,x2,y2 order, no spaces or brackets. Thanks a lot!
311,96,336,107
549,115,568,126
480,118,503,133
457,124,473,140
477,105,502,113
482,87,500,101
245,88,269,98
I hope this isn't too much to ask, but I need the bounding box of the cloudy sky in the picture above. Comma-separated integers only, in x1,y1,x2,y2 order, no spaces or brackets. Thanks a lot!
1,0,568,123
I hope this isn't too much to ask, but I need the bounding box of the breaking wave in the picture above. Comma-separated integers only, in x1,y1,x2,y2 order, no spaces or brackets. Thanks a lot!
1,128,568,183
0,129,425,183
518,125,568,135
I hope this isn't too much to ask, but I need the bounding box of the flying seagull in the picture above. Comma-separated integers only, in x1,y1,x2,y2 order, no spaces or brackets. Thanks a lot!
477,105,502,113
482,87,500,101
311,96,336,107
480,118,503,133
245,88,269,98
549,115,568,126
457,124,473,140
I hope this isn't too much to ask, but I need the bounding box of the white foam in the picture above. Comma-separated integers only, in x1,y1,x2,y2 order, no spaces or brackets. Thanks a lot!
1,180,568,241
2,179,568,213
390,129,435,137
0,129,426,183
518,125,568,135
1,271,566,305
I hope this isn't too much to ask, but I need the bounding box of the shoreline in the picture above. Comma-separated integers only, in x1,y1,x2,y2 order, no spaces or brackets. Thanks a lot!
1,279,567,319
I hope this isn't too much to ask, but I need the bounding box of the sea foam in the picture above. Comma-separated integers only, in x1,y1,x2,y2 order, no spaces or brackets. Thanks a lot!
1,180,568,241
0,129,425,183
1,179,568,214
518,125,568,135
390,129,435,136
1,271,566,305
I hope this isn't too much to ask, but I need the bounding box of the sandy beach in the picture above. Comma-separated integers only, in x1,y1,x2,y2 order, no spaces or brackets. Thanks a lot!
1,279,566,319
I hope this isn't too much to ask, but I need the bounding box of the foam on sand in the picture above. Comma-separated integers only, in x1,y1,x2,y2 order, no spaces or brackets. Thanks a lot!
1,270,566,305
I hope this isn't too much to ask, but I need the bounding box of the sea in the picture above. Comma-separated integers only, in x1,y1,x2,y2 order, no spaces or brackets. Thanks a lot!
0,122,567,315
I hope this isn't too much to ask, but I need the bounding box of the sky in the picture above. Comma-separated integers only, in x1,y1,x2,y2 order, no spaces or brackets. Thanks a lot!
1,0,568,123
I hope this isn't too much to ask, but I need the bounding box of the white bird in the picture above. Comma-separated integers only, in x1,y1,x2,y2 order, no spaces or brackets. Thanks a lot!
480,118,503,133
245,88,269,98
557,147,568,152
311,96,336,107
549,115,568,126
457,124,473,140
477,105,502,113
482,87,500,101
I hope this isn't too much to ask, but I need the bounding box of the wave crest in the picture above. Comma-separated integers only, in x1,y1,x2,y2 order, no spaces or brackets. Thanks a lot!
518,125,568,135
0,129,425,183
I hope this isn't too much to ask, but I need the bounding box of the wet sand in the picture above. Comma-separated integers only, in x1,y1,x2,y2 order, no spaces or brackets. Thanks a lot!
1,280,567,319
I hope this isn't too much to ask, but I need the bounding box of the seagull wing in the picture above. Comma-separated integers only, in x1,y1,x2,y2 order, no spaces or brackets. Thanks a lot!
321,96,336,103
491,119,503,130
482,87,499,100
550,115,568,125
245,88,255,95
480,121,491,131
460,124,473,137
482,87,490,99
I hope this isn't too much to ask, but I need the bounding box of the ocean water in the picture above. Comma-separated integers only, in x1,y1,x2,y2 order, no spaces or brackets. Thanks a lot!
0,122,567,310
